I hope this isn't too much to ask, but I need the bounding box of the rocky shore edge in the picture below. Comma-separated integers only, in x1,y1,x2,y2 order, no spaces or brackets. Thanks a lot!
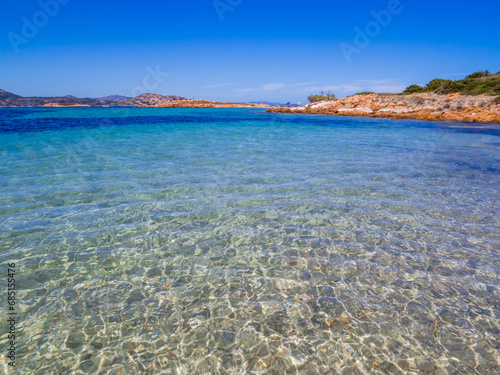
268,93,500,123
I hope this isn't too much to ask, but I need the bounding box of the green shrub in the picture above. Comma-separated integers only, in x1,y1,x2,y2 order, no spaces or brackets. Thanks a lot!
494,96,500,103
466,71,489,79
308,90,336,103
354,91,375,95
426,79,454,92
403,84,426,94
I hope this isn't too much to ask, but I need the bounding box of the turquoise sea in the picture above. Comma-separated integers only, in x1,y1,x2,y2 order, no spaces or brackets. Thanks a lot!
1,108,499,374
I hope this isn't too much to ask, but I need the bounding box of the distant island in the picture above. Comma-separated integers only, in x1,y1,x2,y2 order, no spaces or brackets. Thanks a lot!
0,90,270,109
269,71,500,123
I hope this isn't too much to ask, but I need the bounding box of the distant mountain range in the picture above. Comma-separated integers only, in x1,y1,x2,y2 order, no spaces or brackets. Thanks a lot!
0,89,186,107
0,89,274,109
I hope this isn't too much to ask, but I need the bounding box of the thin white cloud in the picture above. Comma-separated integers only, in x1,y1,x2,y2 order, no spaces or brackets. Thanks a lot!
262,83,286,90
338,85,359,92
198,83,234,89
235,88,258,93
288,81,318,87
346,79,407,93
300,85,340,93
235,83,285,93
235,79,406,97
236,81,316,93
304,79,406,95
354,79,396,85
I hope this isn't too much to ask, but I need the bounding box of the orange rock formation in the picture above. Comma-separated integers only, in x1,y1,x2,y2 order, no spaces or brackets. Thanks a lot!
269,93,500,123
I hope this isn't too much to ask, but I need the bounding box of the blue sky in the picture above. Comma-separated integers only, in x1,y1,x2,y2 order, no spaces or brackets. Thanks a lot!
1,0,499,103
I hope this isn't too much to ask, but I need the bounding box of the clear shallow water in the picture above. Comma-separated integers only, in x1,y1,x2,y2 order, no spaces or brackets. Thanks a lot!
0,108,499,374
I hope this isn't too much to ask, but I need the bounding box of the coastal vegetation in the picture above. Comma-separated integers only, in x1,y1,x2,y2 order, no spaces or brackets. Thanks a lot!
403,71,500,96
466,70,491,79
307,90,335,103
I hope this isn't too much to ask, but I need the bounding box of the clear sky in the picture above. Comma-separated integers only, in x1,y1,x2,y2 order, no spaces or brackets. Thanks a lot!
1,0,499,103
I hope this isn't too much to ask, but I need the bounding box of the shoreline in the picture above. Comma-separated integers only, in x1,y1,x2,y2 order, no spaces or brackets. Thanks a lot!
0,102,271,109
153,99,270,109
268,93,500,123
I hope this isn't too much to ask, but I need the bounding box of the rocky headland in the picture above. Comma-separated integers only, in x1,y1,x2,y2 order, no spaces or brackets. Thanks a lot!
270,71,500,123
115,93,186,107
268,93,500,123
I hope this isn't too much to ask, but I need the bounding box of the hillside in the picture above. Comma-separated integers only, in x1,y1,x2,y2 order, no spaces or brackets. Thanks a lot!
403,71,500,96
115,93,186,106
0,89,21,101
0,89,113,107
